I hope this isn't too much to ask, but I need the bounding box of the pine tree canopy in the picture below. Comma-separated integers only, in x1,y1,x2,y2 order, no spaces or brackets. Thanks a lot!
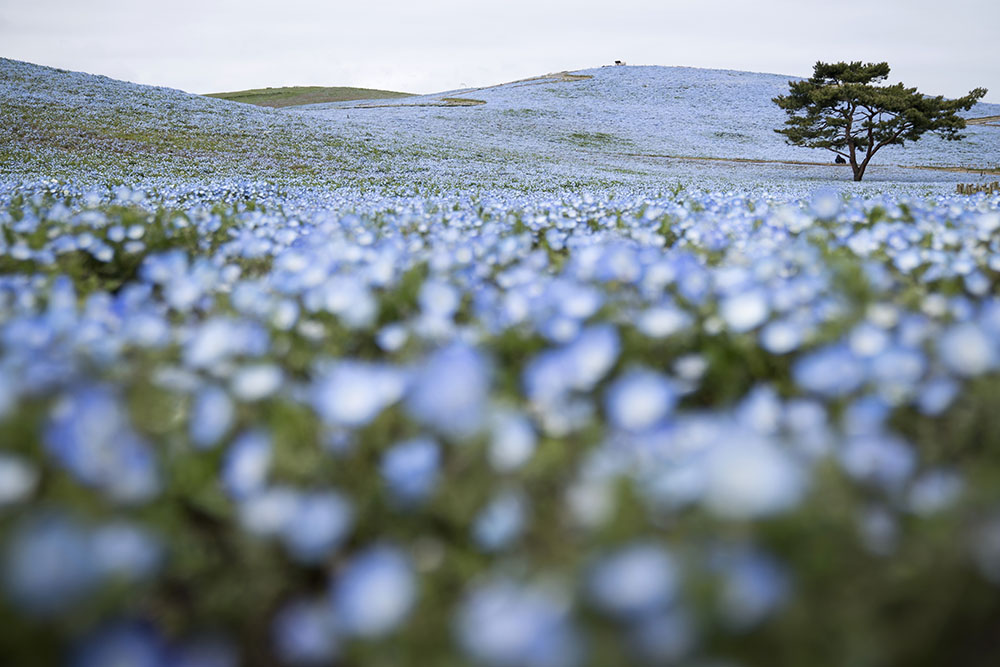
773,61,987,181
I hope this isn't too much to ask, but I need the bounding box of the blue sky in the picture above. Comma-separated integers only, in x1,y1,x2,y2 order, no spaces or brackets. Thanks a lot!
1,0,996,102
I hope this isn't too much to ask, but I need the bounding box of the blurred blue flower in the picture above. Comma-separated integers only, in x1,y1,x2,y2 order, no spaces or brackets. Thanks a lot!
524,325,619,406
488,410,537,471
0,453,38,506
588,543,678,618
455,579,578,667
406,344,489,438
280,491,353,563
222,431,272,499
230,363,283,401
793,345,865,397
45,386,159,503
419,279,460,318
90,521,162,582
72,622,164,667
473,491,527,552
332,546,416,637
839,433,916,491
760,319,804,354
810,188,841,220
189,385,234,448
939,322,996,377
2,513,96,616
636,304,692,339
916,377,959,416
184,318,268,369
238,486,299,537
702,434,805,519
907,469,963,515
712,547,789,630
272,598,338,665
311,361,406,428
381,437,441,504
604,369,677,433
629,608,696,663
720,288,769,333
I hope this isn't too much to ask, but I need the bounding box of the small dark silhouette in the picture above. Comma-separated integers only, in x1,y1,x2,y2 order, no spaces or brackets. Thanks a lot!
614,60,626,66
834,155,846,164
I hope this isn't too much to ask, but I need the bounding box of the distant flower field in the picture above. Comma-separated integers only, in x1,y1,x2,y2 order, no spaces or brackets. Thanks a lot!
3,58,1000,666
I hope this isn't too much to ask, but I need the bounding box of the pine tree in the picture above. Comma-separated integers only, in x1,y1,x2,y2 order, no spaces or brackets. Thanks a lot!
773,61,987,181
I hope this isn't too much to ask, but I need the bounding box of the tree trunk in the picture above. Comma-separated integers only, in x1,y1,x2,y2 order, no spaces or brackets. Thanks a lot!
855,153,873,181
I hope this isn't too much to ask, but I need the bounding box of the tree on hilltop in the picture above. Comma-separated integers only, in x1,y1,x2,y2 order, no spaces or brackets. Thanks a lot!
773,61,987,181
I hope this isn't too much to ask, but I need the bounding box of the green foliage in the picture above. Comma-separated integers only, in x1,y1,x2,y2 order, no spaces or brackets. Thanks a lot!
773,61,987,181
565,131,631,148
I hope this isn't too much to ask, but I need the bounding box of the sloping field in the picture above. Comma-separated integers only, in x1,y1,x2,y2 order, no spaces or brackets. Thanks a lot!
3,58,998,189
294,65,1000,175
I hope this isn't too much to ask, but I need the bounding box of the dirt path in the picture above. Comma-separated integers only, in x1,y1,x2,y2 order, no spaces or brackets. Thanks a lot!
967,115,1000,126
618,152,1000,176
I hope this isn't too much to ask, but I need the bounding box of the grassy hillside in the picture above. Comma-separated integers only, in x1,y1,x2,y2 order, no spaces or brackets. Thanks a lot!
3,57,998,191
207,85,414,107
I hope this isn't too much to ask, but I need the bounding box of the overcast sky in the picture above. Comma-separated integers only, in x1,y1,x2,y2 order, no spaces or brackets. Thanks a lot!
1,0,997,102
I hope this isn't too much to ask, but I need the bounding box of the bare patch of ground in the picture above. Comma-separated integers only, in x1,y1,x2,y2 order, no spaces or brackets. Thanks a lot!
966,115,1000,126
345,97,486,109
618,152,1000,175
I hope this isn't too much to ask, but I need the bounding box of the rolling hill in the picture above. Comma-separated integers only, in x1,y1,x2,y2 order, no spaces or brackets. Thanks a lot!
2,57,998,190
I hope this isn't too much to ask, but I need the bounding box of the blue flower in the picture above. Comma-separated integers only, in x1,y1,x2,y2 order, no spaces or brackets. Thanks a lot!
839,433,916,491
222,431,272,500
2,513,96,616
90,522,162,582
0,453,38,506
711,547,789,630
280,491,353,563
71,622,164,667
332,546,416,637
938,322,996,377
604,369,677,432
793,345,866,397
907,469,963,515
488,410,537,471
719,288,769,333
189,385,234,448
702,434,805,519
311,361,406,428
473,491,527,551
272,598,338,665
588,543,679,618
230,363,283,401
381,437,441,504
45,386,159,503
406,344,489,438
455,579,578,667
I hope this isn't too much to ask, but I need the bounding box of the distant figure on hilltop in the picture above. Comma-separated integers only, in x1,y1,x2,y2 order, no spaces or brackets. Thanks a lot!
614,60,626,66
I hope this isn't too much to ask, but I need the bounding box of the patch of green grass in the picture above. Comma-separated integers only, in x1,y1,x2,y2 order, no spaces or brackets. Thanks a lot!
564,131,632,149
206,86,414,108
438,97,486,107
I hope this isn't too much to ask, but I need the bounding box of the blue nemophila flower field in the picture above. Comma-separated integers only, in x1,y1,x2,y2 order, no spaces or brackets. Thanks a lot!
2,57,1000,666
